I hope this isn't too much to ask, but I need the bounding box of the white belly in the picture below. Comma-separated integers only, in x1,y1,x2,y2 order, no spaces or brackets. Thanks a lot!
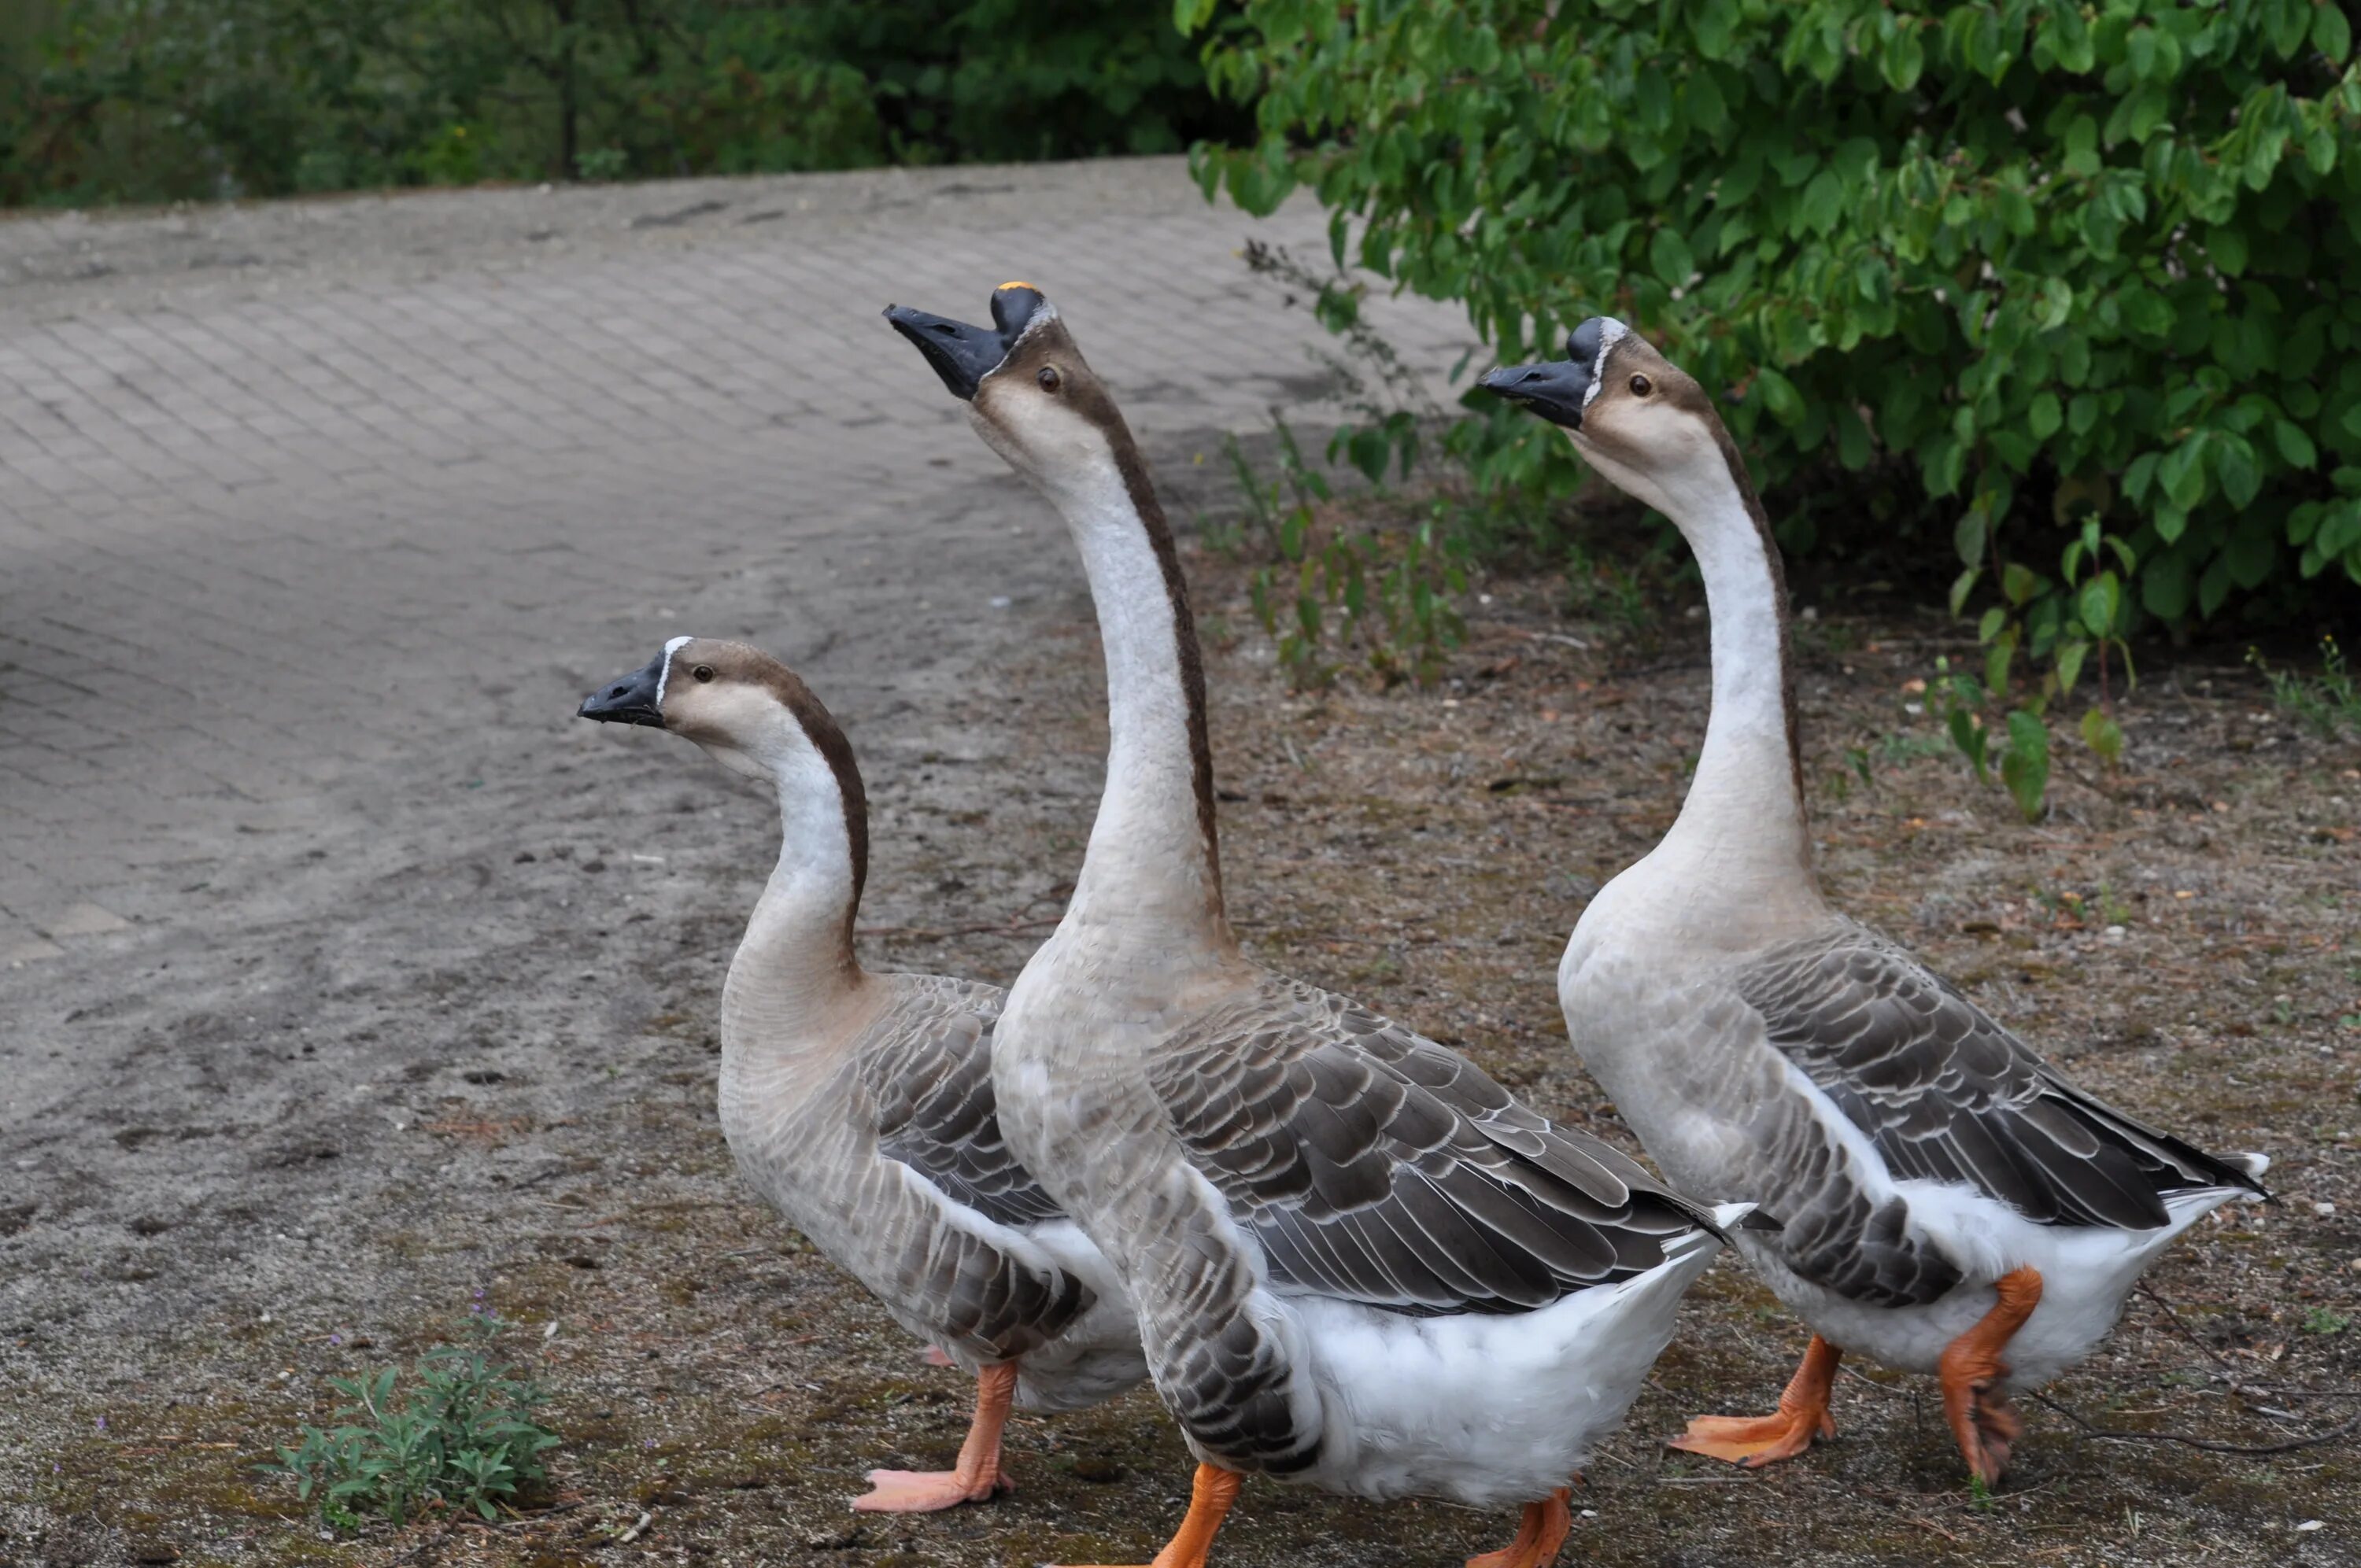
1007,1220,1151,1412
1278,1233,1726,1507
1741,1182,2257,1384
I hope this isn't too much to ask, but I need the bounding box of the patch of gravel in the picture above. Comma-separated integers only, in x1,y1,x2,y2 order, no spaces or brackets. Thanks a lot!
2,519,2355,1568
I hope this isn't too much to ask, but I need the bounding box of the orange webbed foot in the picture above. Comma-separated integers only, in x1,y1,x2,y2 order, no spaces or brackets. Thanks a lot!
1668,1333,1840,1468
852,1466,1010,1512
1465,1487,1572,1568
1052,1462,1242,1568
851,1361,1019,1513
1938,1267,2042,1489
1668,1408,1831,1467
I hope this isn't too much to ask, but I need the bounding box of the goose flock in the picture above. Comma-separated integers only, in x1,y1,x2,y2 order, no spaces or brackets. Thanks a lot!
578,287,2270,1566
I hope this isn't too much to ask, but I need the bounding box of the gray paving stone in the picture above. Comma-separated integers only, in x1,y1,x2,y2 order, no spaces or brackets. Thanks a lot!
0,157,1476,968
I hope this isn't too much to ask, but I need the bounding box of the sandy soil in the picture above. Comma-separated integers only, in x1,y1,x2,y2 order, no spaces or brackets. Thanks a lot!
4,491,2357,1567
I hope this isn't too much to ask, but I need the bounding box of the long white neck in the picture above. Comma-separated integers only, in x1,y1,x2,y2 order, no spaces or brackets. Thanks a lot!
719,718,869,1050
1615,441,1817,895
1019,427,1230,949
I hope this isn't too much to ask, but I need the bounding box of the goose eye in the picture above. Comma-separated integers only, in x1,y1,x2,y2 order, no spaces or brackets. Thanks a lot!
1036,366,1062,393
1629,374,1652,397
692,664,715,683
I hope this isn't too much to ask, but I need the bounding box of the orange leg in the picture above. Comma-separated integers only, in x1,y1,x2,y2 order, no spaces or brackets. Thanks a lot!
854,1361,1019,1512
1670,1333,1842,1467
1057,1463,1243,1568
1938,1265,2043,1488
1465,1487,1572,1568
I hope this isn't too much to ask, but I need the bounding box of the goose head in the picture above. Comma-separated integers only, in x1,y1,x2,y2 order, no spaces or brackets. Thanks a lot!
1480,318,1750,523
884,282,1136,505
578,636,862,802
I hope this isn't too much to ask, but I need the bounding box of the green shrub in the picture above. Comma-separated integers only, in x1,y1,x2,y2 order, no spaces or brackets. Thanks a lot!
1189,0,2361,651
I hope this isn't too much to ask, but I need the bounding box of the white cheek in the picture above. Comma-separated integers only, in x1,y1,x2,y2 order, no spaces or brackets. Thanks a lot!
1583,319,1631,408
656,635,694,703
979,392,1109,487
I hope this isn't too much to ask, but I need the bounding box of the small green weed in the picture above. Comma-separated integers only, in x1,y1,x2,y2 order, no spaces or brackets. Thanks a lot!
1559,535,1664,642
1224,409,1467,690
1828,728,1950,803
1931,657,2052,824
260,1309,559,1529
2303,1308,2351,1336
1939,516,2142,822
1223,242,1486,688
575,146,630,182
2249,636,2359,740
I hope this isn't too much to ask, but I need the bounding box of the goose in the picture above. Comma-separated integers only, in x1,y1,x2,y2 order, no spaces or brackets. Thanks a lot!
578,638,1146,1511
883,283,1753,1568
1481,319,2271,1485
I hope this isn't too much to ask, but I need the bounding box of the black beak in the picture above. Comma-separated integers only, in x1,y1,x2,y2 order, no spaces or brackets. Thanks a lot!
1480,317,1622,430
884,305,1005,400
1480,356,1592,430
882,284,1047,400
578,654,666,728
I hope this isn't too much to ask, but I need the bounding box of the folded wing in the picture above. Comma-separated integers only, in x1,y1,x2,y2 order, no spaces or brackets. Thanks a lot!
1148,973,1714,1316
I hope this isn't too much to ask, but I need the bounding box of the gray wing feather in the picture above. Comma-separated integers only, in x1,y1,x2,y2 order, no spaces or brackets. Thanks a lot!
1147,974,1715,1319
1738,924,2269,1302
833,976,1087,1361
861,976,1066,1228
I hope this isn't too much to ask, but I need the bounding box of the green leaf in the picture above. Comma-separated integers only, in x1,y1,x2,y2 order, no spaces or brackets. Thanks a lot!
2224,526,2277,588
1753,366,1805,426
1692,0,1739,59
2143,552,2193,618
2060,332,2092,386
2214,435,2262,507
2049,5,2097,72
2077,571,2123,636
2160,436,2210,510
2207,226,2249,277
1882,26,1926,91
2038,279,2076,330
1952,567,1983,618
2198,554,2234,617
2081,706,2126,767
2028,391,2063,440
2119,286,2173,340
1650,226,1694,288
1687,68,1729,135
2275,420,2318,469
1986,626,2019,693
1954,509,1989,566
1798,169,1844,237
2002,562,2041,605
2056,638,2089,695
1949,707,1990,782
2319,3,2353,63
2001,710,2051,821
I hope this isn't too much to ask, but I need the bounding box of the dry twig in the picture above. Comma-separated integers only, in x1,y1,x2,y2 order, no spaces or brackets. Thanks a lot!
2031,1391,2361,1456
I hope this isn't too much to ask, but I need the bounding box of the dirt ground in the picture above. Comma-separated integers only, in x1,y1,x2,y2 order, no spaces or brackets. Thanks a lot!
5,481,2358,1566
